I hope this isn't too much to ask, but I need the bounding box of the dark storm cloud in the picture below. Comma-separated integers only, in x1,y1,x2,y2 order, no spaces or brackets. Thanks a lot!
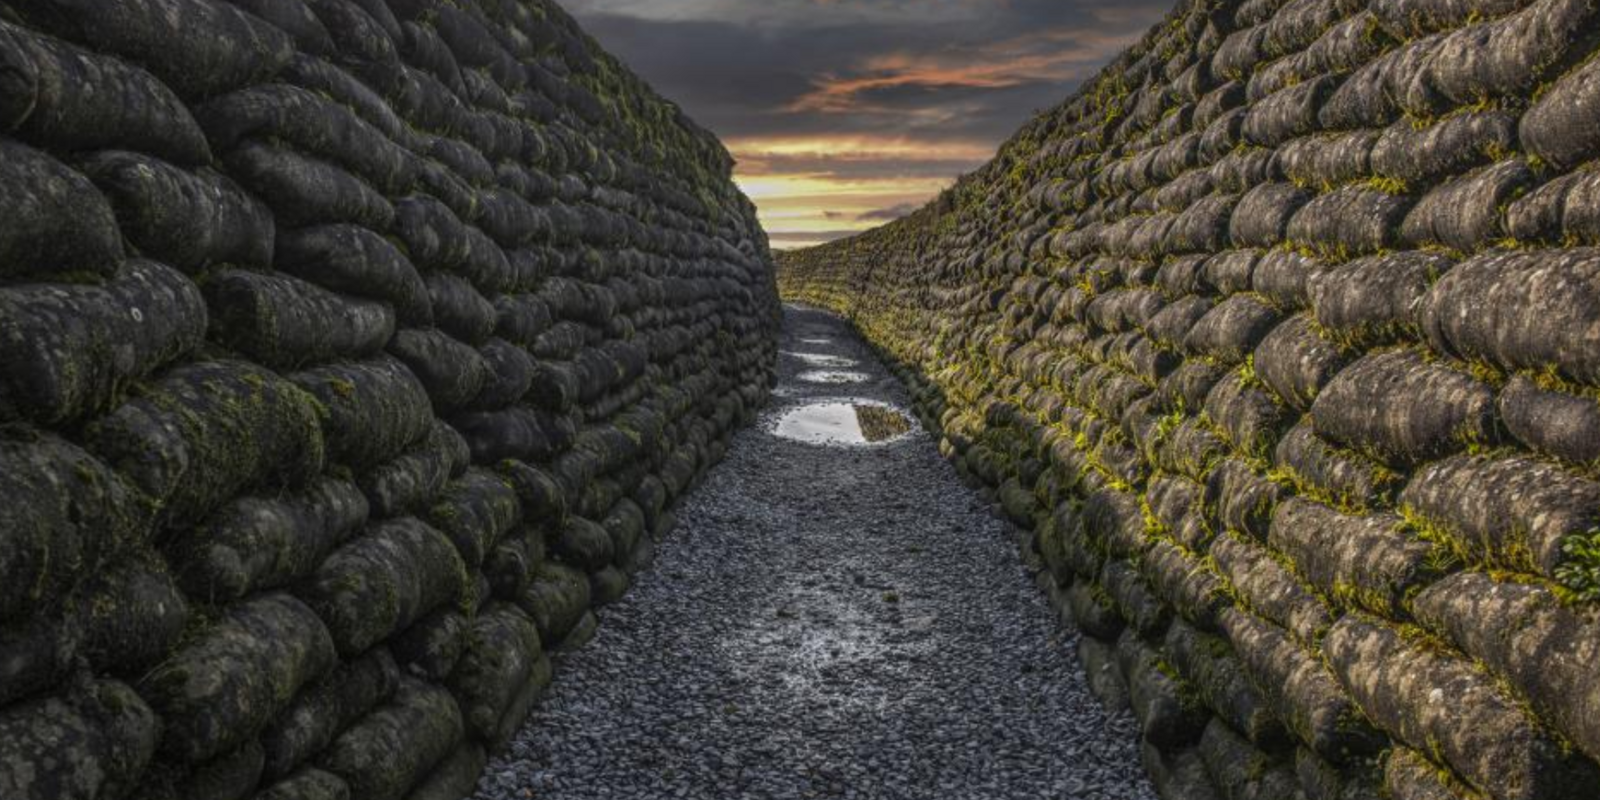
565,0,1166,143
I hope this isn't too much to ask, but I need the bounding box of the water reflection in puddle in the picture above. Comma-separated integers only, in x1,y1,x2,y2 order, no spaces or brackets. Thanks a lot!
797,370,870,385
783,351,858,368
772,401,914,445
798,337,834,345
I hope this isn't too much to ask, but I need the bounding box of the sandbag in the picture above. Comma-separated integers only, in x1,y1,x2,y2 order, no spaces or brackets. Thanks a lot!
0,679,159,800
294,517,466,655
357,421,469,518
291,357,434,469
204,269,395,369
198,83,414,193
315,677,464,800
0,138,124,281
1219,607,1384,763
274,224,431,327
139,593,336,763
259,647,399,780
80,150,274,272
1324,613,1600,800
1418,248,1600,385
1309,350,1497,466
0,21,211,164
0,432,140,621
224,142,394,230
445,603,544,746
0,259,206,424
11,0,294,98
169,477,368,603
386,328,489,412
423,468,522,568
1267,498,1436,617
1413,571,1600,763
75,553,189,677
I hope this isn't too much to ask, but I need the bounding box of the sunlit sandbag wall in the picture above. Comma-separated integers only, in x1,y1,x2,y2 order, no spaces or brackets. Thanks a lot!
778,0,1600,797
0,1,778,797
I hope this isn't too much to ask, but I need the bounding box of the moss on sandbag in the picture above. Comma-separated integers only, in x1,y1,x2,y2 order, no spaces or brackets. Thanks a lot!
85,359,325,527
0,259,207,424
1399,453,1600,584
0,138,123,281
167,477,368,603
260,647,399,781
0,431,143,621
137,592,335,763
291,357,435,470
0,679,159,800
294,517,467,655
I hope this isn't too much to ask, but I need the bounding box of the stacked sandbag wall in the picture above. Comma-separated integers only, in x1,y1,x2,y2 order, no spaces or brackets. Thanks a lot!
778,0,1600,797
0,0,779,798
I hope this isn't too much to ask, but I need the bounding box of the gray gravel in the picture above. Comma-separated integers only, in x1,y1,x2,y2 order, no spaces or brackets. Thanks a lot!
474,306,1158,800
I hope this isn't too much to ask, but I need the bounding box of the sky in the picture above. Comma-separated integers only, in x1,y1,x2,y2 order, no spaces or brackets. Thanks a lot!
563,0,1171,249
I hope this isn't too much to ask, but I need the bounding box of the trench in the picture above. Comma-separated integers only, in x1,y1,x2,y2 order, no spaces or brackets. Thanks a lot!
472,306,1155,800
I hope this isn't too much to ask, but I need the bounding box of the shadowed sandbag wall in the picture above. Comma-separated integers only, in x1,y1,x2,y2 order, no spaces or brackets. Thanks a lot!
778,0,1600,797
0,0,778,797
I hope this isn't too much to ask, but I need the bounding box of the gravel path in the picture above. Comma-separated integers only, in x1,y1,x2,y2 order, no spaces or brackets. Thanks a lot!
475,306,1157,800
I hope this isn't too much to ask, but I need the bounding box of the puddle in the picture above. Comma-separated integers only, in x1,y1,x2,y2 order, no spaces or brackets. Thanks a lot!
797,370,870,385
783,351,858,368
771,400,914,445
798,337,834,345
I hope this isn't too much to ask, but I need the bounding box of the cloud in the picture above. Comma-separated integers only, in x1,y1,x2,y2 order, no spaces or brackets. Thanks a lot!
857,203,919,221
563,0,1170,246
787,27,1142,114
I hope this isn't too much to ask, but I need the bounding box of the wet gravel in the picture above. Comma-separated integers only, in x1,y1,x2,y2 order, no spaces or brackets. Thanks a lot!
475,306,1157,800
